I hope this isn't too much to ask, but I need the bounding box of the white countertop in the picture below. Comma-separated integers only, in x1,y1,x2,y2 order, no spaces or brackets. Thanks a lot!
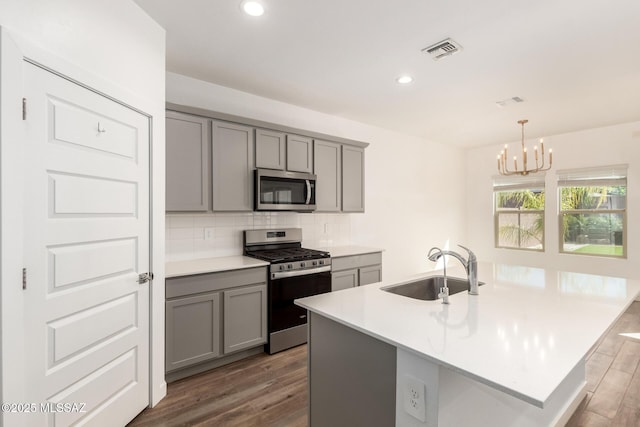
165,256,269,278
314,245,384,258
164,245,382,278
296,262,640,407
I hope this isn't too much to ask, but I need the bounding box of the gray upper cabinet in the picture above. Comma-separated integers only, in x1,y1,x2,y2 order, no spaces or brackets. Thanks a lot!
212,120,255,211
314,140,342,212
342,145,365,212
165,105,368,213
165,111,210,211
286,134,313,173
256,131,313,174
255,129,285,170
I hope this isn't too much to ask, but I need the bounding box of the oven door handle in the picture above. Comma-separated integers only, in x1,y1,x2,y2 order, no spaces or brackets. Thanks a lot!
272,265,331,280
305,180,312,205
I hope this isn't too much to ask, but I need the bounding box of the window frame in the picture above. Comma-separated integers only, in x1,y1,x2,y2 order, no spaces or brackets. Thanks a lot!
493,176,546,252
557,165,627,259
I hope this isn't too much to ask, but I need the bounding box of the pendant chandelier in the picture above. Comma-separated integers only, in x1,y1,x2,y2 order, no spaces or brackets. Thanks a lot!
497,119,552,176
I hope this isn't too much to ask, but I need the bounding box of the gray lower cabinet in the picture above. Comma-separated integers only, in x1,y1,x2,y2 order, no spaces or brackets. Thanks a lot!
331,268,358,291
166,111,210,211
165,292,221,372
331,252,382,290
314,140,342,212
359,264,382,286
342,145,365,212
212,120,254,211
223,284,268,353
165,267,267,376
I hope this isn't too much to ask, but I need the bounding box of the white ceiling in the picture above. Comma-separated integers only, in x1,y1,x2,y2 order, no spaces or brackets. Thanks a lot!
134,0,640,147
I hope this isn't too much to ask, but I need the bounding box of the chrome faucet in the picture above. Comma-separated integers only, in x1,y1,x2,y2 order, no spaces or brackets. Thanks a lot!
428,245,479,295
427,247,449,304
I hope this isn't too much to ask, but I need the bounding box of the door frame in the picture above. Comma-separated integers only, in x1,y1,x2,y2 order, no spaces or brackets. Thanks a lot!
0,27,167,417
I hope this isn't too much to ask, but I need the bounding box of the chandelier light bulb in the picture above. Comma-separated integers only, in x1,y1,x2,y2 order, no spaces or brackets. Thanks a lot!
497,119,553,176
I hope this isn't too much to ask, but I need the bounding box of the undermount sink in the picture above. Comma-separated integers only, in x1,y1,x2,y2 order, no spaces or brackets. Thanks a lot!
382,276,484,301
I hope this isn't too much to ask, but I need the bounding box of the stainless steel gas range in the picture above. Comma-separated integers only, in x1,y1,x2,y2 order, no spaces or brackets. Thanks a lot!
244,228,331,354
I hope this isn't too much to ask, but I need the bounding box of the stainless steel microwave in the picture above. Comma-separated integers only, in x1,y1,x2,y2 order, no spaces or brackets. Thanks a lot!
254,169,316,212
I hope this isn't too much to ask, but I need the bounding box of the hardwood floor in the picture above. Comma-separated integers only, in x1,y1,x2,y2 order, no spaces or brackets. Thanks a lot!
128,345,308,427
567,301,640,427
129,302,640,427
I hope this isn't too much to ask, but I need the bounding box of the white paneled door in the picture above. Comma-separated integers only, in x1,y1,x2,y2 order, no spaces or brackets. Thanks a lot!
21,61,150,426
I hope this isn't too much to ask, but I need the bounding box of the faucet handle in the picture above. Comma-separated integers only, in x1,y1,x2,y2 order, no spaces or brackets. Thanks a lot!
457,244,476,262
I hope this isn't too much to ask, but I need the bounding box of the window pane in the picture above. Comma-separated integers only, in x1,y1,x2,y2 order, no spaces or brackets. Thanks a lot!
560,186,626,210
497,212,544,250
496,190,545,210
561,212,624,256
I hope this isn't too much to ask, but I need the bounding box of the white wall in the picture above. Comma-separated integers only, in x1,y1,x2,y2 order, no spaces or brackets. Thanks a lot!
0,0,167,408
167,72,467,283
466,121,640,279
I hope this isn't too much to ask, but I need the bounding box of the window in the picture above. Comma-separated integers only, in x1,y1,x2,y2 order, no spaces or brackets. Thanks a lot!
558,165,627,258
494,176,545,251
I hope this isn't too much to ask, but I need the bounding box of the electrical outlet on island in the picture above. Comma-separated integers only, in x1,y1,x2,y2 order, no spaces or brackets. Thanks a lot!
403,374,427,422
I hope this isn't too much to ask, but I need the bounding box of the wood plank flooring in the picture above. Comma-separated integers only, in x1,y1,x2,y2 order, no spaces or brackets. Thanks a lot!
129,301,640,427
567,301,640,427
128,345,308,427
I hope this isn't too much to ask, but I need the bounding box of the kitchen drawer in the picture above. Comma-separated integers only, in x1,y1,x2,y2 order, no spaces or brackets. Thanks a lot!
166,267,267,299
332,252,382,272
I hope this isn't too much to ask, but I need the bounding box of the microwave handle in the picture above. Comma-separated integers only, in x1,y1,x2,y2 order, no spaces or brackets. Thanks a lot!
305,180,311,205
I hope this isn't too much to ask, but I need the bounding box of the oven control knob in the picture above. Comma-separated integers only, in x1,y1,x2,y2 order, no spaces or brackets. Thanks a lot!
287,264,293,270
312,261,317,266
300,262,306,268
318,260,324,265
278,265,285,271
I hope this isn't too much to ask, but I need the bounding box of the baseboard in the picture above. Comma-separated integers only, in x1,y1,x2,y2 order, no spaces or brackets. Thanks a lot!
165,346,264,383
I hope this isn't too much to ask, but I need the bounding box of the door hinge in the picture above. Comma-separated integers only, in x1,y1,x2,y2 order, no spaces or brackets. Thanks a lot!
137,272,154,285
22,98,27,120
22,268,27,289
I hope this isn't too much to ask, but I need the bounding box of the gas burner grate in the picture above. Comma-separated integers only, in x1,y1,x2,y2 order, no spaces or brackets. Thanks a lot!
249,248,329,263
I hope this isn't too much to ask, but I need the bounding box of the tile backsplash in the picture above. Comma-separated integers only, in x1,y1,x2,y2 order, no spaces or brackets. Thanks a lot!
166,212,353,261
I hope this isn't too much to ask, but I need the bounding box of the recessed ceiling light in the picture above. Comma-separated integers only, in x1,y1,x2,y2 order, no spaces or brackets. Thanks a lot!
241,0,265,17
396,75,413,84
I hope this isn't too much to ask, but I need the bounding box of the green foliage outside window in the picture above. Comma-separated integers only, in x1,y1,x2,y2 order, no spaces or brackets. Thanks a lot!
560,186,625,257
495,190,545,250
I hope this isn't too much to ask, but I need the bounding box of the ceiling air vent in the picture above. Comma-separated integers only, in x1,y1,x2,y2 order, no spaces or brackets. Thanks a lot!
496,96,525,108
422,38,463,61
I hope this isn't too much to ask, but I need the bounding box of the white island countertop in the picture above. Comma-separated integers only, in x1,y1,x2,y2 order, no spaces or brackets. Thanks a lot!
165,256,269,278
296,262,640,408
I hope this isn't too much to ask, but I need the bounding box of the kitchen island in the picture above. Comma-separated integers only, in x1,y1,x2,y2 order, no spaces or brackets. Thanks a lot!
295,262,640,427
